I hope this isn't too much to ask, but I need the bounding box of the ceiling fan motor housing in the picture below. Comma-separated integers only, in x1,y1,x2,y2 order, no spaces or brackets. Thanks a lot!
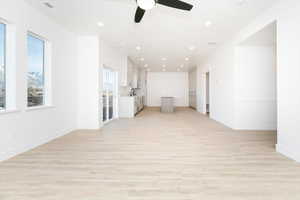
135,0,193,23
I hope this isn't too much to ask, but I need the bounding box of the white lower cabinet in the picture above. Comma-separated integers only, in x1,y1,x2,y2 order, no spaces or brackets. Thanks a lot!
119,96,144,118
119,97,135,118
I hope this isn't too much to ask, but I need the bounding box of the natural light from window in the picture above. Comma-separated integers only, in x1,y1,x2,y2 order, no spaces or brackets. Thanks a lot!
27,34,45,107
0,23,5,110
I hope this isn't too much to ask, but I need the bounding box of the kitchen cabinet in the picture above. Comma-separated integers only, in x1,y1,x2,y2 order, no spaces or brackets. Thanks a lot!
119,58,127,86
137,68,146,89
127,58,133,86
161,97,175,113
119,96,135,118
120,57,139,88
131,66,139,89
119,57,148,104
119,96,145,118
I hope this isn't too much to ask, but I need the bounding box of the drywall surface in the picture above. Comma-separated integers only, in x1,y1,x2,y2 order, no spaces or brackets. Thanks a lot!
198,44,236,128
77,39,129,129
0,0,78,161
147,72,189,107
198,0,300,161
235,45,277,130
77,36,100,130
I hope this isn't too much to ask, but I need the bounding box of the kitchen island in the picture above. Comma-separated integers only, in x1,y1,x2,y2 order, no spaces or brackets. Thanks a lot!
161,97,175,113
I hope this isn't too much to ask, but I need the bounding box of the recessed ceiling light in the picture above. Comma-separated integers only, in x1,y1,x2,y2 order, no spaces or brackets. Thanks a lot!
140,58,145,61
185,57,190,61
163,69,166,72
205,21,212,27
180,64,184,68
136,46,141,51
144,64,148,68
162,64,166,68
161,57,167,61
97,22,104,27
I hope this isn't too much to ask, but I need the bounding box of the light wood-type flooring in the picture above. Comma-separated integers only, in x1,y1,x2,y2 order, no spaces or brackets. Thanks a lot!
1,108,300,200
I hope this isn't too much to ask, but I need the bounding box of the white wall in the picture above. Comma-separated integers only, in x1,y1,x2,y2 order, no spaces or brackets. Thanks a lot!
198,0,300,162
235,45,277,130
147,72,189,107
198,44,236,127
0,0,78,161
77,40,128,129
77,36,100,129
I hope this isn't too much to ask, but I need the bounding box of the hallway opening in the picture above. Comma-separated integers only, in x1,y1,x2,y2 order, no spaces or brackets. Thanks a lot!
236,22,277,134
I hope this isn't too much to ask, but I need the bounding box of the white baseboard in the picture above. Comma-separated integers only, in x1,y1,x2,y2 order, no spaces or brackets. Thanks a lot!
276,143,300,163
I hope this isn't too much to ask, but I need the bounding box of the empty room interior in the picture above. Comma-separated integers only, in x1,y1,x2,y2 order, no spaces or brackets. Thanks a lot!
1,0,300,199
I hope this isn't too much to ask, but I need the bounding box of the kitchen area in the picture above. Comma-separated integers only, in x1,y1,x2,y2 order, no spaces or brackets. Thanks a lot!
119,58,147,118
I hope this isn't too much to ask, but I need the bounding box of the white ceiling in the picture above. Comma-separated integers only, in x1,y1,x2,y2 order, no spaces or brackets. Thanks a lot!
25,0,278,71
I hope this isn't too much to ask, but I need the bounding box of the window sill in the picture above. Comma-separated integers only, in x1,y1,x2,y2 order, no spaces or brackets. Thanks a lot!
25,105,55,112
0,109,21,115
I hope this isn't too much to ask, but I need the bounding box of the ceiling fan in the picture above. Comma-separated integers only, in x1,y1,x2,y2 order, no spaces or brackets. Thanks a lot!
134,0,193,23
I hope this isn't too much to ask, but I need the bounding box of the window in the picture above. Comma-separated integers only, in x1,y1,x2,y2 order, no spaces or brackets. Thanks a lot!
0,23,5,110
27,33,45,107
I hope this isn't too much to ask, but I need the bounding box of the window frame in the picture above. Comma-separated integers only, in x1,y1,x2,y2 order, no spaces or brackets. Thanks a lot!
0,18,17,113
27,31,50,108
0,22,6,110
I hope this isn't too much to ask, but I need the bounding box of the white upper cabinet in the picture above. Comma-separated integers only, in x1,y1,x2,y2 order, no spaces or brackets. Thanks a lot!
102,42,128,87
119,57,128,86
131,66,139,88
119,57,132,87
128,59,135,87
120,57,140,88
119,57,148,89
137,68,146,89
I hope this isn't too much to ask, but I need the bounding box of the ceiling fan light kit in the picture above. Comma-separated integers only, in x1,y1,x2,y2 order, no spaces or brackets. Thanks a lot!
135,0,193,23
137,0,156,10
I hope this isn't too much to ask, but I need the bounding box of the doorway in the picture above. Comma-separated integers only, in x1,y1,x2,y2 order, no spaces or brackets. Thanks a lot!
205,72,210,116
103,68,118,124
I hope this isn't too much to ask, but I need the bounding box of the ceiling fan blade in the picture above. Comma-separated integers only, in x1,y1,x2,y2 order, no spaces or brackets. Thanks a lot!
135,7,146,23
157,0,193,11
